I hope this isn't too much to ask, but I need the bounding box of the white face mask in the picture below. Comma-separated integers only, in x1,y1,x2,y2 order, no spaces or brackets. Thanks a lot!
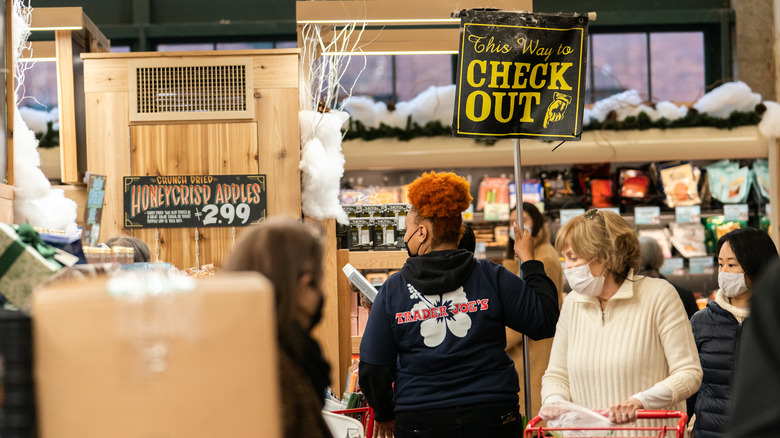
509,225,532,241
718,271,749,297
564,262,605,297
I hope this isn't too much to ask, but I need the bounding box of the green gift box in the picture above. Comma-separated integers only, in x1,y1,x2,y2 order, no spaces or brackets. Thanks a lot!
0,223,63,313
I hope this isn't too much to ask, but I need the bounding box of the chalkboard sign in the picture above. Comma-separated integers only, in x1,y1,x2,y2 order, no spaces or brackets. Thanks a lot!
123,174,267,228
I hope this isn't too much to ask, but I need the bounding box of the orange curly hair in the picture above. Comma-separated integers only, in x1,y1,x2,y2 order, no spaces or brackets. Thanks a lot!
407,171,473,218
407,172,473,246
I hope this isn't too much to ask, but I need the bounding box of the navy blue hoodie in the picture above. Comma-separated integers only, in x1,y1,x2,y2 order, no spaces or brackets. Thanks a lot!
359,249,559,421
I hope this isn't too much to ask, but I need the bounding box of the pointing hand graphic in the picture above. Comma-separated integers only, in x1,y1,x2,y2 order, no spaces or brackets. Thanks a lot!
543,92,572,128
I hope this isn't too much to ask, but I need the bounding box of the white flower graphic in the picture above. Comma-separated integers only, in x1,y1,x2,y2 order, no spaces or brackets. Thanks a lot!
408,285,472,347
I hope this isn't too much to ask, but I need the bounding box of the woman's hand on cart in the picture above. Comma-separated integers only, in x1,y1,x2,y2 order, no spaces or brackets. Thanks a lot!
608,397,643,424
374,419,394,438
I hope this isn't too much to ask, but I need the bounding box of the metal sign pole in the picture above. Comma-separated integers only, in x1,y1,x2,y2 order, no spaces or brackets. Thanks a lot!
513,138,532,421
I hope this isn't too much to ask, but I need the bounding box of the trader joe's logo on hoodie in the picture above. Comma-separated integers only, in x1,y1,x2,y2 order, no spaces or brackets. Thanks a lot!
395,283,489,347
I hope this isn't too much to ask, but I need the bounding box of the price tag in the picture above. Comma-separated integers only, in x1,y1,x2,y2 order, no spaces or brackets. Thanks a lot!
599,207,621,215
689,257,714,274
635,206,661,225
659,257,684,276
560,208,585,226
675,205,701,223
723,204,749,221
766,204,771,216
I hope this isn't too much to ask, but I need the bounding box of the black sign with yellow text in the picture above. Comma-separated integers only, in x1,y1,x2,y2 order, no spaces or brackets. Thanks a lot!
454,10,589,140
123,174,267,228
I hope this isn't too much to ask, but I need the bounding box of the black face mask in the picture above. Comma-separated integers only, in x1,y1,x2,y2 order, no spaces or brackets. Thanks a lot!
309,295,324,330
405,229,424,258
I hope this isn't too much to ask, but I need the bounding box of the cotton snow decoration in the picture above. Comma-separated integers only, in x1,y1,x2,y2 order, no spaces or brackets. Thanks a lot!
758,101,780,138
655,101,689,121
299,110,350,225
590,90,643,122
11,0,78,234
341,96,384,129
407,85,456,126
18,106,52,133
693,81,761,118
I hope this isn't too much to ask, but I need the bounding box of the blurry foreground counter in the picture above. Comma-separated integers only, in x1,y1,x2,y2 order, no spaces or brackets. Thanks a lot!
32,272,281,438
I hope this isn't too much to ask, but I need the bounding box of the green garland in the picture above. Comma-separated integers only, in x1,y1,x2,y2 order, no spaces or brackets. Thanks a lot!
343,110,762,142
35,121,59,149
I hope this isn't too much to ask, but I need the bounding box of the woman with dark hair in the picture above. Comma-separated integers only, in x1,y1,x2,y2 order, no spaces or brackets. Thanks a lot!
105,235,151,262
223,217,332,438
359,171,559,438
638,237,699,319
503,203,564,417
689,227,779,438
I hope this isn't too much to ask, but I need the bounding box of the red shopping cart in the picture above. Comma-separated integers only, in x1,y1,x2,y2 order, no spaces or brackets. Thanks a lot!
331,407,375,438
524,410,688,438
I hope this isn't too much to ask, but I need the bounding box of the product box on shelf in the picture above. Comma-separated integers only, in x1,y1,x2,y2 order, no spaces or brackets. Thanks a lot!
0,223,64,313
32,272,281,438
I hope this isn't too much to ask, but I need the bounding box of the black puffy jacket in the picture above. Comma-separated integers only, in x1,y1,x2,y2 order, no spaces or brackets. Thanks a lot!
689,301,744,438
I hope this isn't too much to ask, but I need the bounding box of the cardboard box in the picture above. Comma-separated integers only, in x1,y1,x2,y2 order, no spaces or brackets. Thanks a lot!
0,223,62,312
33,273,281,438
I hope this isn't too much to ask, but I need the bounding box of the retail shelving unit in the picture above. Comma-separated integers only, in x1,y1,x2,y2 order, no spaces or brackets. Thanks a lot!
342,126,779,246
339,125,780,359
337,249,407,356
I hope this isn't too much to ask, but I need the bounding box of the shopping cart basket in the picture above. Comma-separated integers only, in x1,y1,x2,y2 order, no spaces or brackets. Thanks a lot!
524,409,688,438
331,407,375,438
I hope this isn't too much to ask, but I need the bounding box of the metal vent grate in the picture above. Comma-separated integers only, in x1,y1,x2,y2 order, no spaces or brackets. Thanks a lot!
136,65,247,114
130,58,254,122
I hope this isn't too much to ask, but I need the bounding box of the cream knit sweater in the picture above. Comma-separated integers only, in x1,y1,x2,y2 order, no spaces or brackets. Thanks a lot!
542,271,702,414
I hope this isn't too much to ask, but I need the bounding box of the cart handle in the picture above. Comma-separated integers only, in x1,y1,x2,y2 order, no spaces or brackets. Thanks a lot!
526,409,688,430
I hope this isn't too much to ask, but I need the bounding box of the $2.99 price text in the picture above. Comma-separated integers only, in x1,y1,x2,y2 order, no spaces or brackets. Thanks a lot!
196,203,252,225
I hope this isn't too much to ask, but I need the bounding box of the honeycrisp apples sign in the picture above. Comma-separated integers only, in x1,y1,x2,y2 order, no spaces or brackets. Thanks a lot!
453,10,589,140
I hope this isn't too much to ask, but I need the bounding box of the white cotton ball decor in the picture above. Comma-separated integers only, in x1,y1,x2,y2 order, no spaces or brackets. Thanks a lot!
693,81,761,119
299,110,350,225
10,1,78,234
758,101,780,138
590,90,643,123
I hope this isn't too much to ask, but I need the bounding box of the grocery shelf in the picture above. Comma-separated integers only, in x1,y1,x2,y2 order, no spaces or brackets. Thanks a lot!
342,126,768,170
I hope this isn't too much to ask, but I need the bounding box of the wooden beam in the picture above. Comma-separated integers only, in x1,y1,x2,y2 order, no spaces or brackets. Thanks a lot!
21,41,56,60
28,7,110,52
769,138,780,251
55,29,79,183
6,0,13,186
296,0,533,24
320,28,460,53
29,7,83,30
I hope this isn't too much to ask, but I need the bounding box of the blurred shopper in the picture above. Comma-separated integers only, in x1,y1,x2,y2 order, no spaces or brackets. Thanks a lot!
105,235,151,262
503,203,564,417
638,236,698,319
360,172,559,438
725,258,780,437
689,228,778,438
224,217,332,438
542,209,701,427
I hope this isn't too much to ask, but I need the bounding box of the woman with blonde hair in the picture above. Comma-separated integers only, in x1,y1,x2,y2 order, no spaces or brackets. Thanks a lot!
541,209,701,427
223,217,332,438
360,171,559,438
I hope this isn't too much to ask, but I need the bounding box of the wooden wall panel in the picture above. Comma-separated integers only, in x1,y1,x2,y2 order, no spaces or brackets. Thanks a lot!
83,58,128,93
84,51,301,270
255,88,301,219
252,54,299,89
130,122,259,270
85,91,130,241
